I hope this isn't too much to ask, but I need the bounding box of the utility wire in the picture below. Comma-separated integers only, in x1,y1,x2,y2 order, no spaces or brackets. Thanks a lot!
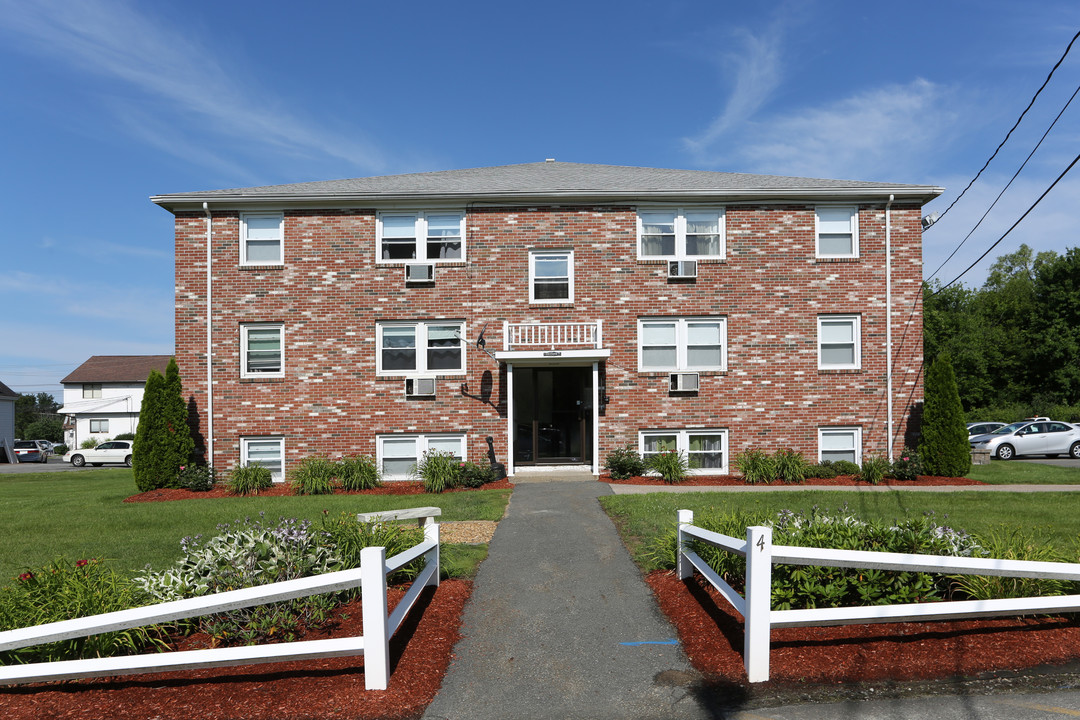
931,149,1080,295
929,28,1080,227
926,81,1080,282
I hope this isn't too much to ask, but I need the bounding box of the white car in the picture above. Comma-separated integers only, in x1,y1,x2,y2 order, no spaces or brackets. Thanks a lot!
970,420,1080,461
65,440,134,468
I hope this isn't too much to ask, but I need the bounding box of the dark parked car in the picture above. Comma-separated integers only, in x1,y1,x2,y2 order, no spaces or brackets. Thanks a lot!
13,440,47,463
967,422,1006,437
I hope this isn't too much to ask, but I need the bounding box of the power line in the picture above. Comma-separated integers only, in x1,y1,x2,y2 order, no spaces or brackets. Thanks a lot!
926,81,1080,282
929,28,1080,227
931,149,1080,295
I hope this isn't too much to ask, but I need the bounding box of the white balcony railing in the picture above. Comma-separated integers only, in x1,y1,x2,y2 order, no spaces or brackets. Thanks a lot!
503,321,602,351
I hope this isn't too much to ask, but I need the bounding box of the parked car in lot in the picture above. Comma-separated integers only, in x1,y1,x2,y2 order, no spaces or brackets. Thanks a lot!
13,440,47,463
970,420,1080,460
967,422,1006,436
64,440,134,468
34,440,52,459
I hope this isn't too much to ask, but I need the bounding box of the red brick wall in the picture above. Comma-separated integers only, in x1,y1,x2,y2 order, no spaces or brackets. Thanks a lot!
173,202,924,475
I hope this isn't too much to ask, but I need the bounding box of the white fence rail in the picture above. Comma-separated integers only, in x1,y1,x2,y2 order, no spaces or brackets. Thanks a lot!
503,321,602,350
676,509,1080,682
0,524,440,690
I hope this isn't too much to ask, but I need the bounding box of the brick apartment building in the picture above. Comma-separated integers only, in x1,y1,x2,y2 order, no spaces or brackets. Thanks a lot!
152,161,941,481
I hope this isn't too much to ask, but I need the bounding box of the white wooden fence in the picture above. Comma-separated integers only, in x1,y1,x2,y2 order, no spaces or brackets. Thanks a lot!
0,523,440,690
676,509,1080,682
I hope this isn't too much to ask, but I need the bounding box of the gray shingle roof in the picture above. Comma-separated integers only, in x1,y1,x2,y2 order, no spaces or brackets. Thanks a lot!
61,356,172,385
0,380,16,399
152,161,942,210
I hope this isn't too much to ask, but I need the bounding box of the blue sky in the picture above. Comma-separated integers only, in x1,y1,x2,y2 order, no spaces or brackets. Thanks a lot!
1,0,1078,397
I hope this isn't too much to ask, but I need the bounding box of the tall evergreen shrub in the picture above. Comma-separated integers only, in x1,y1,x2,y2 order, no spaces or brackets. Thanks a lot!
132,359,195,492
919,354,971,477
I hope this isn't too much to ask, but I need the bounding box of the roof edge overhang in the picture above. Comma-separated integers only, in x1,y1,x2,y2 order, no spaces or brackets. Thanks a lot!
493,349,613,366
151,186,944,213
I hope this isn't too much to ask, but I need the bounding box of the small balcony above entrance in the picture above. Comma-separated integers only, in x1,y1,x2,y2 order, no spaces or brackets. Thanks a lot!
495,321,610,364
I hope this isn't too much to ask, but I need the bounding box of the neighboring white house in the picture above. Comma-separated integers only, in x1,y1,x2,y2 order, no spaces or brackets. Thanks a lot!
0,379,15,463
59,356,171,449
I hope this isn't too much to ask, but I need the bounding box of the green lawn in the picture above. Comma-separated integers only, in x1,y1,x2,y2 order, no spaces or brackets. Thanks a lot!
0,469,510,584
600,490,1080,569
968,461,1080,484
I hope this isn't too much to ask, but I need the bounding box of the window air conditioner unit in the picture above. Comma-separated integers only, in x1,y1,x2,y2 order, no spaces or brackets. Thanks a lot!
667,260,697,279
405,377,436,397
669,372,700,392
405,263,435,283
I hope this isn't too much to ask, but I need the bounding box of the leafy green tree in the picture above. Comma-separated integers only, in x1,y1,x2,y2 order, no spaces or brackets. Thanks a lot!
1031,248,1080,404
919,354,971,477
14,392,60,438
132,370,167,492
22,418,64,443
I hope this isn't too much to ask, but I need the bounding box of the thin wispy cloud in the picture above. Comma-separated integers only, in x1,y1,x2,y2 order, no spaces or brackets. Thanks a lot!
0,0,385,175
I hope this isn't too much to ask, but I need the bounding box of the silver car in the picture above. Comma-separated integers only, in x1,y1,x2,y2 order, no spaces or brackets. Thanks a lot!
967,422,1006,436
970,420,1080,460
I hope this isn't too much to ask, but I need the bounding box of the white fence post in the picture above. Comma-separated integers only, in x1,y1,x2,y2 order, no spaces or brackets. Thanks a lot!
677,509,694,580
425,522,441,588
361,546,389,690
744,525,772,682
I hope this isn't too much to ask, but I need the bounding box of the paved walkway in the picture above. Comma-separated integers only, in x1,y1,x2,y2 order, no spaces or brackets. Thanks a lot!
423,473,715,720
608,482,1080,494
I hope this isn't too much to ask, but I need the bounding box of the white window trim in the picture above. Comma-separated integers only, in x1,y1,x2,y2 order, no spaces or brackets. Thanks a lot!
240,212,284,266
241,436,285,482
817,314,861,370
377,433,467,480
376,320,466,377
637,316,727,372
89,418,109,434
636,207,726,261
815,205,859,259
529,249,574,304
638,428,729,475
83,383,102,399
818,427,862,466
375,210,467,264
240,323,285,379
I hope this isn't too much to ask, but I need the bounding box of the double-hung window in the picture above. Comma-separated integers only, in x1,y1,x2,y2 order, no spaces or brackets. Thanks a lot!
817,315,860,370
241,212,284,266
815,206,858,258
241,436,285,482
377,211,464,262
530,250,573,303
638,317,726,371
83,383,102,399
640,429,728,474
377,433,466,479
637,208,724,260
818,427,861,465
241,323,284,378
377,321,465,375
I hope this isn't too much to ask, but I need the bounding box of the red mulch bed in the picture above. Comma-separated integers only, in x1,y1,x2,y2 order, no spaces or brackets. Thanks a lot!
0,581,471,720
124,479,514,503
604,474,984,487
648,571,1080,684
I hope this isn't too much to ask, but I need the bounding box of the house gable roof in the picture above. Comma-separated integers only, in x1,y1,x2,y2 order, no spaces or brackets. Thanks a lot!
152,161,943,211
0,380,16,399
61,356,172,385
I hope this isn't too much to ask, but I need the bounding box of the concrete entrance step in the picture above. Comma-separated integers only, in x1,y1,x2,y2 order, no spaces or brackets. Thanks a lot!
511,465,596,483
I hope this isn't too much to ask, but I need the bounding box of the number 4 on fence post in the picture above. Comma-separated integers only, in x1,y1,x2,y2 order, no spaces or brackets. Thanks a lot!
744,525,772,683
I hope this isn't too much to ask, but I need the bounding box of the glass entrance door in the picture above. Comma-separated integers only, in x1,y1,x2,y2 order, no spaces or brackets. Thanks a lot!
513,366,591,464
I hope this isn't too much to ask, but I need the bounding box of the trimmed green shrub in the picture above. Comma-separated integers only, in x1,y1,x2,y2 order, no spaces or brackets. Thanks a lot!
289,456,337,495
0,558,167,663
735,448,775,484
337,455,382,490
773,448,808,484
890,447,923,482
604,444,647,479
113,433,136,441
458,461,496,488
857,455,891,484
52,444,69,456
646,450,688,484
805,462,840,479
920,354,972,477
176,464,216,492
416,450,460,493
830,460,862,476
133,359,195,492
227,464,273,495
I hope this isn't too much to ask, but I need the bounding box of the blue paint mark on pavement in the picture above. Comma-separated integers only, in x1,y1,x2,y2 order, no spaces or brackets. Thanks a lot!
619,639,679,646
